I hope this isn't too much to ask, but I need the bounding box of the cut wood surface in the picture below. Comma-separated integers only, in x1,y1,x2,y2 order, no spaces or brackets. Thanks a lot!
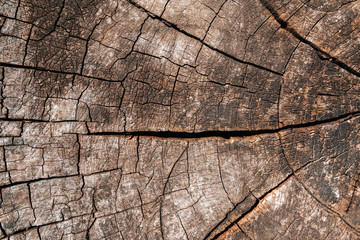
0,0,359,239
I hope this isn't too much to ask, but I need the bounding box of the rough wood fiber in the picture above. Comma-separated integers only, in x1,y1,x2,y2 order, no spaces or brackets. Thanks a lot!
0,0,359,239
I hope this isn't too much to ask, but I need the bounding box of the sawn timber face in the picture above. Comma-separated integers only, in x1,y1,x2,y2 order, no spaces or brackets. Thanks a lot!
0,0,359,239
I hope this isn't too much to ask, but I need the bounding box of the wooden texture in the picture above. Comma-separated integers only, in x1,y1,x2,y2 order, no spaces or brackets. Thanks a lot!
0,0,359,239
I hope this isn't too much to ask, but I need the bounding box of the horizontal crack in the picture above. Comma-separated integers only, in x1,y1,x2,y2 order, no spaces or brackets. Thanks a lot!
0,174,79,190
0,118,81,123
0,62,115,82
0,112,358,139
88,111,360,139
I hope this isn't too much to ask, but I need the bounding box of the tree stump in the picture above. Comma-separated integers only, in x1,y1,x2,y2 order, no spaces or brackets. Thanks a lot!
0,0,359,239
